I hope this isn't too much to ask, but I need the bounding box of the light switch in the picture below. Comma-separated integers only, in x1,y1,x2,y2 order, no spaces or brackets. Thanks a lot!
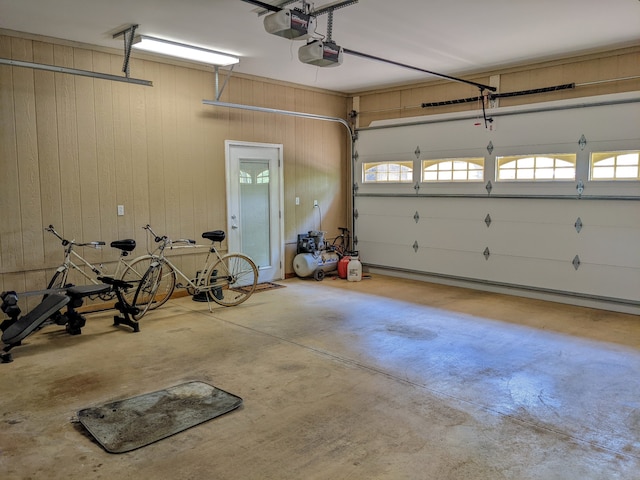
117,205,125,216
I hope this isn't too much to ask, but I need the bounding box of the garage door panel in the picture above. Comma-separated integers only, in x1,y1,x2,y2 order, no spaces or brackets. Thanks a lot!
483,255,639,301
485,223,579,260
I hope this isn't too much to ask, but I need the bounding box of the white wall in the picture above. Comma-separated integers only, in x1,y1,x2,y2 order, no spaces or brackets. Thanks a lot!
354,92,640,314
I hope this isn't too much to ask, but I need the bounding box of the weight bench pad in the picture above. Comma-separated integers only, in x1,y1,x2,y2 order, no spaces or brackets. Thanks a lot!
2,294,70,345
66,284,111,298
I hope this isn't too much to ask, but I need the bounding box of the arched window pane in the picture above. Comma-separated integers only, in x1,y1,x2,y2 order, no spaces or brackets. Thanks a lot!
497,154,576,181
422,157,484,182
363,161,413,183
590,151,640,180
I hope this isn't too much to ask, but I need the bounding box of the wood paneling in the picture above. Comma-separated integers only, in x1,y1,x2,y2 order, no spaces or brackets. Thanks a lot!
357,47,640,127
0,33,348,295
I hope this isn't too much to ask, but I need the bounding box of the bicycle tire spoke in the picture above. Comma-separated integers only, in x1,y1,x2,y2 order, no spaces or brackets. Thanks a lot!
206,253,257,307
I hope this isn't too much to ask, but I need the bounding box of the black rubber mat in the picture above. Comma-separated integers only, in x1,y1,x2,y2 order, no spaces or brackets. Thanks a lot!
77,381,242,453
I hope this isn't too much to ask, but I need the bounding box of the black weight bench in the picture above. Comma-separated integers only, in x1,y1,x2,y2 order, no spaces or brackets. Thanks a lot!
59,282,140,335
1,292,70,362
1,280,140,363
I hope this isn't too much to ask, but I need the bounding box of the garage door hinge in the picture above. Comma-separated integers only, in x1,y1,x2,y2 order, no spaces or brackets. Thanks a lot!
413,241,419,253
576,179,584,198
354,209,359,219
574,217,582,233
485,214,492,227
414,182,420,193
483,247,491,260
572,255,581,270
578,134,587,150
485,180,493,195
414,211,420,223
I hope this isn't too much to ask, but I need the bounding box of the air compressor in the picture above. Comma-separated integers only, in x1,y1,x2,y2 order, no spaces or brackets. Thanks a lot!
293,231,339,281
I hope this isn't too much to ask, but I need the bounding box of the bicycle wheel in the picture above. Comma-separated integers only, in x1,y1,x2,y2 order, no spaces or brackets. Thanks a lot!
132,264,162,320
206,253,258,307
47,268,68,291
120,256,175,309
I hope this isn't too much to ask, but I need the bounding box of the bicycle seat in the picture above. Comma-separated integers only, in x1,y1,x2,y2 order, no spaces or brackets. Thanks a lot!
202,230,225,243
110,239,136,252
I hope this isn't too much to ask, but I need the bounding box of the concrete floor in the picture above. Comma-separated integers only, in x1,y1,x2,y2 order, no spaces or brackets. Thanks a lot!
1,275,639,479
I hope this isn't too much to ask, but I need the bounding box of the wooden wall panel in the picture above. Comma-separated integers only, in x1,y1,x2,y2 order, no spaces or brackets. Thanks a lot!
12,38,44,270
357,47,640,127
74,48,102,265
54,45,81,247
191,69,213,238
1,37,21,273
141,60,166,240
33,42,63,266
111,55,135,242
92,51,117,258
0,31,344,295
128,57,151,243
160,63,180,239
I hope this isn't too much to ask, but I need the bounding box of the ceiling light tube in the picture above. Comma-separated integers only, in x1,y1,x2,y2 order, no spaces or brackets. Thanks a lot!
132,35,239,66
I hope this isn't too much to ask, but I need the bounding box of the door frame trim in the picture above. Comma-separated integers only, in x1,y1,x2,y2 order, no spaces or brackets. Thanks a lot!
225,140,284,281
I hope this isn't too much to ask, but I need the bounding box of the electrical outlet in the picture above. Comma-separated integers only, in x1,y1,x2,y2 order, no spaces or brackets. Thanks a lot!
117,205,125,216
295,197,300,205
313,200,318,207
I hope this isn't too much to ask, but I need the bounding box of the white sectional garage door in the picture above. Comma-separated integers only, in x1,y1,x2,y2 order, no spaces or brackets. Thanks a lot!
353,93,640,313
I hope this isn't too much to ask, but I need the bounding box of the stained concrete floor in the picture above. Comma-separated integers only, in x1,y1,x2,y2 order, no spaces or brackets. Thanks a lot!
1,275,639,479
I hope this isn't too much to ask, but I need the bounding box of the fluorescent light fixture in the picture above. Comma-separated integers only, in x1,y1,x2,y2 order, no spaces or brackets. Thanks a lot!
132,35,239,66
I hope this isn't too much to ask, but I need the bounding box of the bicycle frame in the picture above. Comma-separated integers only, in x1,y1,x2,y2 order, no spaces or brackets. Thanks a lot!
45,225,142,294
136,225,257,316
46,225,107,288
53,247,106,285
159,245,224,295
142,225,221,295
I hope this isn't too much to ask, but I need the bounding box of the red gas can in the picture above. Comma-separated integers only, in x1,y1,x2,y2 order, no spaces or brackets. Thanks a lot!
338,256,350,279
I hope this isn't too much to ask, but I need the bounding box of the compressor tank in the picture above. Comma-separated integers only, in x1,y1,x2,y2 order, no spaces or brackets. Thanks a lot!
293,251,339,278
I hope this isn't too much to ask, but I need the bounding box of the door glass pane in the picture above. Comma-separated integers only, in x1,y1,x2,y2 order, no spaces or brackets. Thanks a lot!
240,159,270,268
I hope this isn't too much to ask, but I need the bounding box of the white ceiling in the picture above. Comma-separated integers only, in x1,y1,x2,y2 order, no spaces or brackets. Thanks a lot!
1,0,639,94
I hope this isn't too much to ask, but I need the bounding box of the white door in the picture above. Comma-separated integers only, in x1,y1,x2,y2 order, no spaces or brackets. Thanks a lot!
225,141,284,283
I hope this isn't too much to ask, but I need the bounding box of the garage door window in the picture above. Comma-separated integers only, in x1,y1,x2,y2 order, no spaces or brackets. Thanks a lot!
422,158,484,182
496,154,576,181
363,161,413,183
590,151,640,180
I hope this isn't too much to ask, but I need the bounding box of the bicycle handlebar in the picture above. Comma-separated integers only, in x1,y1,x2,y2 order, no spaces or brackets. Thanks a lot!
143,224,165,243
45,225,105,248
173,239,196,245
142,225,196,246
